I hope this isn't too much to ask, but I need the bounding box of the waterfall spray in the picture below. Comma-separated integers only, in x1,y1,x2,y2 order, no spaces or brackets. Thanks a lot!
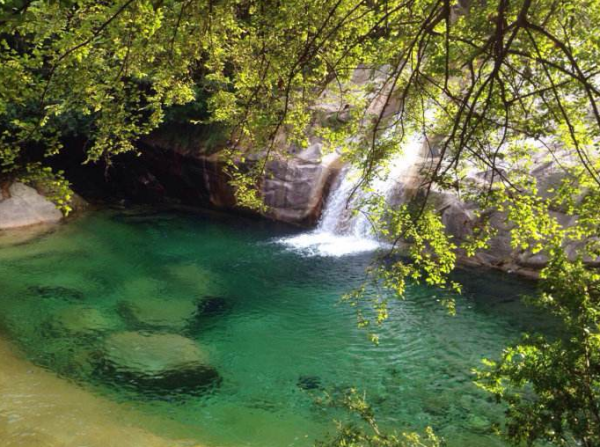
278,135,424,256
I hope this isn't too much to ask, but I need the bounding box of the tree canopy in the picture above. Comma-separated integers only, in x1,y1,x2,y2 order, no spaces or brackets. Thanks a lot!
1,0,600,445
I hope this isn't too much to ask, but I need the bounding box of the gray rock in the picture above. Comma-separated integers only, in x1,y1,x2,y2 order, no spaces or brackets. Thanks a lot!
517,253,550,269
0,183,62,230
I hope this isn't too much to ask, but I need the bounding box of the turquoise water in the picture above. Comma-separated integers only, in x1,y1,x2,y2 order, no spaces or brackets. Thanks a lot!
0,209,549,447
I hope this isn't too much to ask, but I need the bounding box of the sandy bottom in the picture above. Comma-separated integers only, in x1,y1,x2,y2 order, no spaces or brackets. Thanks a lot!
0,337,202,447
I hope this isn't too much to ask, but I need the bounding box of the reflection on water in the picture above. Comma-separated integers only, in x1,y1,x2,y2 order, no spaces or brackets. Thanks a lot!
0,208,546,447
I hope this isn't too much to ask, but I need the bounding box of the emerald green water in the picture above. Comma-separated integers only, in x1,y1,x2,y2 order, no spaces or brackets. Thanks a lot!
0,209,549,447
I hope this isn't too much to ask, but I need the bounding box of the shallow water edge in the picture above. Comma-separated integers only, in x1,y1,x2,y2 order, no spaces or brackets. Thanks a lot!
0,336,202,447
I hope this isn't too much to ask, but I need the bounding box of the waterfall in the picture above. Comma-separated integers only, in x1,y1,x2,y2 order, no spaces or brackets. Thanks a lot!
278,135,424,257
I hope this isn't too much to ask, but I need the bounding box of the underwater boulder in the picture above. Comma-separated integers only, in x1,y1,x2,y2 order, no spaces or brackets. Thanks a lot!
47,306,116,336
167,263,225,296
297,375,322,391
98,331,220,394
118,297,198,331
197,295,231,317
29,285,85,301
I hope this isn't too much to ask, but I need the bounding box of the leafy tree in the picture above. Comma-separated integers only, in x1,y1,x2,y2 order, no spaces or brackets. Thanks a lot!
1,0,600,445
476,256,600,447
316,389,442,447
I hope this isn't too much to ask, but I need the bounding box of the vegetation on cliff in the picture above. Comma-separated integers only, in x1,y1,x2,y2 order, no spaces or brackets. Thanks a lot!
1,0,600,445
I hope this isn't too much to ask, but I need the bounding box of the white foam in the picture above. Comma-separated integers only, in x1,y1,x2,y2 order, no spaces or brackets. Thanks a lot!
277,232,382,257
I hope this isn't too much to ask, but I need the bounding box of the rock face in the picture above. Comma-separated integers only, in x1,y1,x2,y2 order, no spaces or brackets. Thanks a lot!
423,147,583,277
137,134,342,226
0,183,62,230
98,332,220,394
91,66,397,226
260,145,342,224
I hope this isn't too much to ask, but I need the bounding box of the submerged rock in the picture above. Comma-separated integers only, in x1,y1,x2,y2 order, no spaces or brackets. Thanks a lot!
48,306,116,336
167,263,225,297
118,297,198,331
29,285,85,301
98,332,220,394
197,295,231,317
297,375,322,391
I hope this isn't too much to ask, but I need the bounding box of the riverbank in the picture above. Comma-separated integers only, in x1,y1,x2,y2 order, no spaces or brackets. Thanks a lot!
0,336,200,447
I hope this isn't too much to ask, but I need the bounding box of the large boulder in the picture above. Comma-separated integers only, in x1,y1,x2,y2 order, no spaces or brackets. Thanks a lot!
197,295,232,317
134,137,342,226
109,66,401,226
260,144,341,224
98,332,220,394
0,183,62,230
166,263,224,296
419,145,590,276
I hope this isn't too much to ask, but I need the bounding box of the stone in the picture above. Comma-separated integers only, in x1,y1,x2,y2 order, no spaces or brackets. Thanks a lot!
517,252,550,269
0,224,56,248
197,295,231,317
261,154,337,225
98,332,220,394
49,306,115,336
0,183,62,230
440,198,475,240
297,375,322,391
120,278,164,300
118,297,198,331
29,285,85,301
139,127,342,226
167,263,223,296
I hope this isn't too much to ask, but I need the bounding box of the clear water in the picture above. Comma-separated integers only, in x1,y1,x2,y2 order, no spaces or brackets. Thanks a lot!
0,208,550,447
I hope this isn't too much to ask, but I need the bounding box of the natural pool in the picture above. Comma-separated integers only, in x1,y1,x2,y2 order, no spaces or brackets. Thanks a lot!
0,208,551,447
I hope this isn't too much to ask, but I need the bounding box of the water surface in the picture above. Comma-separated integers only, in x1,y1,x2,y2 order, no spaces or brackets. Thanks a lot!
0,209,548,447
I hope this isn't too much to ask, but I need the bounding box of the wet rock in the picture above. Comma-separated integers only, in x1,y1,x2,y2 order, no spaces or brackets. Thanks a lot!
29,285,85,301
297,375,322,391
98,332,220,394
118,297,197,331
261,151,338,225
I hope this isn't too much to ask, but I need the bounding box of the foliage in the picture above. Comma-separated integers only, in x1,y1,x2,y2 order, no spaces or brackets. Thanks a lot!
315,389,442,447
476,255,600,447
20,162,73,214
2,1,600,445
